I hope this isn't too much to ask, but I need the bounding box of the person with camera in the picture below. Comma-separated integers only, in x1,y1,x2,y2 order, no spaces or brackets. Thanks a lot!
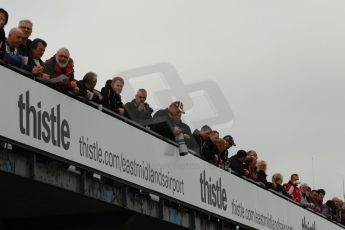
152,101,189,156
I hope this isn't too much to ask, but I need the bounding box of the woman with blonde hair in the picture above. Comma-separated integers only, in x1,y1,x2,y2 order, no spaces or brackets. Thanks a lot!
272,173,291,198
256,160,270,188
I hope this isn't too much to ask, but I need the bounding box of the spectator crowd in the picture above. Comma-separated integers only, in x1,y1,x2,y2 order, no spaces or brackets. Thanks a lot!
0,8,344,226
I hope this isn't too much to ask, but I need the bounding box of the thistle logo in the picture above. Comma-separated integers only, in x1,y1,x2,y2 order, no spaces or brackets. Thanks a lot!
199,170,227,211
302,217,316,230
17,91,71,150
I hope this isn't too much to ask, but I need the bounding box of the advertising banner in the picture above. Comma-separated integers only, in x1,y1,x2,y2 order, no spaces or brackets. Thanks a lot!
0,65,342,230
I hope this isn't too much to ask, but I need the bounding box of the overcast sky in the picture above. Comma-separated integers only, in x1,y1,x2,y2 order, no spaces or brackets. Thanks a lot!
3,0,345,201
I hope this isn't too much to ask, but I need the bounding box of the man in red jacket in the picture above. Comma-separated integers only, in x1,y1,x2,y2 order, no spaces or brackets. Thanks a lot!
44,48,79,94
284,174,301,203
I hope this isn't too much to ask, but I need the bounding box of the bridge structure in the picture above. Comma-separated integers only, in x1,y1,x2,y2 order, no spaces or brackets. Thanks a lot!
0,62,344,230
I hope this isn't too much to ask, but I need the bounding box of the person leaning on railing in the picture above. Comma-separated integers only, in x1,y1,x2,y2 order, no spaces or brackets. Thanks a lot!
314,189,326,213
174,112,192,147
202,130,220,164
17,19,33,64
0,27,23,67
256,160,271,188
44,48,79,94
300,183,315,209
101,76,125,115
323,200,338,220
0,8,8,49
124,88,153,123
152,101,189,155
152,101,185,137
283,174,301,203
189,125,212,156
341,207,345,225
26,38,50,80
77,72,103,103
244,156,257,180
271,173,292,198
331,197,343,222
228,150,249,176
213,135,235,169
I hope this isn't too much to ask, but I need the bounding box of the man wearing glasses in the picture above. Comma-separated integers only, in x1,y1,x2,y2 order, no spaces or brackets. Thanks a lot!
18,19,33,65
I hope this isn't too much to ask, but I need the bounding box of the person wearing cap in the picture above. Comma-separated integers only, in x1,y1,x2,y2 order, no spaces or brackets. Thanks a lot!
213,135,236,168
152,101,189,155
152,101,185,138
228,150,249,176
220,135,236,163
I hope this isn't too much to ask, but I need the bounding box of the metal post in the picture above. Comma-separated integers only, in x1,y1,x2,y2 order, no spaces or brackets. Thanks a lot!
343,176,345,200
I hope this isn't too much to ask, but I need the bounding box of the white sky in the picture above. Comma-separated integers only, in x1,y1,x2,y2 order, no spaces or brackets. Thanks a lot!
3,0,345,201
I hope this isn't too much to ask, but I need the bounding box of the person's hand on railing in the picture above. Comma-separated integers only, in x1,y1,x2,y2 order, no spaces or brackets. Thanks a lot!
32,66,44,75
69,81,80,94
118,107,125,115
41,73,50,80
183,134,190,140
244,169,249,176
173,127,182,135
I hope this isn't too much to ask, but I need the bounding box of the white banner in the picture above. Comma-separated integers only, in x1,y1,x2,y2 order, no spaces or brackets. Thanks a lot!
0,64,343,230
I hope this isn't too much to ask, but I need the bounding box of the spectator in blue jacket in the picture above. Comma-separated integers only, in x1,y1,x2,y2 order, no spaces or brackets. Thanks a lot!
0,27,23,66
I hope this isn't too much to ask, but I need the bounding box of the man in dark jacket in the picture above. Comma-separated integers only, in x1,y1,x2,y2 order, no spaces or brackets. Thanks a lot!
18,19,33,61
26,38,50,79
190,125,212,156
219,135,236,165
323,200,337,220
0,8,8,49
101,76,125,115
203,131,220,164
174,113,192,148
124,88,153,124
152,101,185,140
152,101,189,156
77,72,103,103
228,150,249,176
